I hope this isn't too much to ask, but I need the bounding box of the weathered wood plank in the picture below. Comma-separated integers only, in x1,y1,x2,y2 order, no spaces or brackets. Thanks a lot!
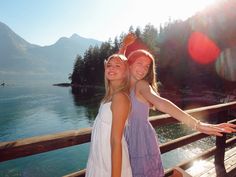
224,147,236,174
150,101,236,127
63,169,86,177
0,128,92,162
160,132,209,153
185,145,236,177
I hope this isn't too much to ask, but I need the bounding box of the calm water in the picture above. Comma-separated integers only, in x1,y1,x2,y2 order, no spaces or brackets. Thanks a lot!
0,85,216,177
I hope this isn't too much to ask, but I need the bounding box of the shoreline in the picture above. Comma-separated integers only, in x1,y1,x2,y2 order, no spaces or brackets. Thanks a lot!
52,83,71,87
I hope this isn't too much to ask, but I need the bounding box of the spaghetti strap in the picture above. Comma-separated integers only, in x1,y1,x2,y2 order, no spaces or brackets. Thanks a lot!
130,80,142,98
121,91,132,115
122,91,130,100
130,81,138,93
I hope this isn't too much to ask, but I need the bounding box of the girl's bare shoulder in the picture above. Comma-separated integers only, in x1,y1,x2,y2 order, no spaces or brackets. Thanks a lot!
112,91,130,104
136,80,150,90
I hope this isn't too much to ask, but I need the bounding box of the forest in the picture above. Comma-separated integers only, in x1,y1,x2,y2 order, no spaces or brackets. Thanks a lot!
70,0,236,97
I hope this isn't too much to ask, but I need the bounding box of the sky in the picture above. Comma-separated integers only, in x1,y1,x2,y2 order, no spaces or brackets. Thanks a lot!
0,0,218,46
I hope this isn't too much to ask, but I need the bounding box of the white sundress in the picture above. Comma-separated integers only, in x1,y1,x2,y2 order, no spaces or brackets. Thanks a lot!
85,102,132,177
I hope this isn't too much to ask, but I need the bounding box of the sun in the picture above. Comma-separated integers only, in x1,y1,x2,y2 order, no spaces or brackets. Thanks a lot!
169,0,218,21
129,0,219,31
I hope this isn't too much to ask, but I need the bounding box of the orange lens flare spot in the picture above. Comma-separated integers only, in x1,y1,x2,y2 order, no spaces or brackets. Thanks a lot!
188,32,221,64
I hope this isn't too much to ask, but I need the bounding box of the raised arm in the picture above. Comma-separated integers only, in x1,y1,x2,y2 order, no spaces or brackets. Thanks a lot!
118,33,137,55
110,92,130,177
136,80,236,136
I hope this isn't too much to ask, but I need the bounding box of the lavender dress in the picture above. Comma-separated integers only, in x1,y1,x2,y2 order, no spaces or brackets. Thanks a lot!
125,89,164,177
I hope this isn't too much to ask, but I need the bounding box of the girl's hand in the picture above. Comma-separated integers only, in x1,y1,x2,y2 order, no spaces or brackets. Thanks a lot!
122,33,137,47
118,33,137,54
197,122,236,136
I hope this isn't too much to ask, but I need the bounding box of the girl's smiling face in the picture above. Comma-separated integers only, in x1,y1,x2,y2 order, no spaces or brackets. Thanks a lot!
129,56,151,81
105,57,127,82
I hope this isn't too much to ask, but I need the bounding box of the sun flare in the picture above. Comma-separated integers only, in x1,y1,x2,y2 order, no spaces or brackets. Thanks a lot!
166,0,218,21
128,0,219,32
187,160,207,174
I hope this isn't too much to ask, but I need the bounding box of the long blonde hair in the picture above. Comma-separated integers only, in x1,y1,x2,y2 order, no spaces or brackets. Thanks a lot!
127,49,158,93
102,54,130,103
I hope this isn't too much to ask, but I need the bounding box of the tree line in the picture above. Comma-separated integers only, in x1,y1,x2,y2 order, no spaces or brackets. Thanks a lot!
70,0,236,93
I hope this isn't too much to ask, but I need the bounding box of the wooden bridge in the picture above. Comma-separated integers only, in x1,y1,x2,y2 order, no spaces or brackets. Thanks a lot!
0,101,236,177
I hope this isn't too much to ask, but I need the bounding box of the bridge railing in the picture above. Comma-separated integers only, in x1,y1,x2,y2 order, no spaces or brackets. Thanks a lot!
1,101,236,177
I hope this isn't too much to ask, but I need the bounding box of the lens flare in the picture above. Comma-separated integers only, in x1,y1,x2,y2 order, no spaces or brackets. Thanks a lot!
215,46,236,82
188,32,221,64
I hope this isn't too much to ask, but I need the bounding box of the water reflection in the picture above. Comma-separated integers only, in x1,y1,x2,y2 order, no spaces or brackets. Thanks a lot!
71,86,104,121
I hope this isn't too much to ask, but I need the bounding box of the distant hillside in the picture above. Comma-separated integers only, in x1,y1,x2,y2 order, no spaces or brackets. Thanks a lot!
0,21,102,84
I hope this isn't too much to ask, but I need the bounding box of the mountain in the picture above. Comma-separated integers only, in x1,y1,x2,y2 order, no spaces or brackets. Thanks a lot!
0,21,102,84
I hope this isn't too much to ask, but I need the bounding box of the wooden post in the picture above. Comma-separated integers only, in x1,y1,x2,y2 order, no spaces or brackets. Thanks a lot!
215,134,226,165
214,111,227,175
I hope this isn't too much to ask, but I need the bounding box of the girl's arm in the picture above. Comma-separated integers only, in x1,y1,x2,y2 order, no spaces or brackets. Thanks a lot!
110,92,130,177
118,33,136,55
136,80,236,136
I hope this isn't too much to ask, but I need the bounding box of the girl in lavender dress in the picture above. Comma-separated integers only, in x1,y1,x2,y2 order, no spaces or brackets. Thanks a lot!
119,34,236,177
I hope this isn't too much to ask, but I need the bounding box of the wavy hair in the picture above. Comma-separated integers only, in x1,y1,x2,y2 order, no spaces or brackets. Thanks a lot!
102,54,130,103
127,49,158,93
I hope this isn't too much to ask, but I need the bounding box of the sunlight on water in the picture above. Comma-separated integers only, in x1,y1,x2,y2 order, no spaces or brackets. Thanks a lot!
156,123,215,169
161,144,208,169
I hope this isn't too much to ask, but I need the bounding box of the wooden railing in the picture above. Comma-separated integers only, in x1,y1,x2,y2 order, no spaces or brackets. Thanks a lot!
0,101,236,177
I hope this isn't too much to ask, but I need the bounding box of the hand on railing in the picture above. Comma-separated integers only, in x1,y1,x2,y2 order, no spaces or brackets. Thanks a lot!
196,122,236,136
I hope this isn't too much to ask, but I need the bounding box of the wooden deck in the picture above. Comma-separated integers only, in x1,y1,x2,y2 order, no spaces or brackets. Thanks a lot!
63,145,236,177
187,146,236,177
184,146,236,177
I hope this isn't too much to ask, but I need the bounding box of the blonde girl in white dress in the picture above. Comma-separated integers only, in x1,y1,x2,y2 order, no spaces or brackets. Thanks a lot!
85,54,132,177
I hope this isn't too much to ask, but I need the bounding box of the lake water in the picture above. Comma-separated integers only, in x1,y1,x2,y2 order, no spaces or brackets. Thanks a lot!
0,84,218,177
